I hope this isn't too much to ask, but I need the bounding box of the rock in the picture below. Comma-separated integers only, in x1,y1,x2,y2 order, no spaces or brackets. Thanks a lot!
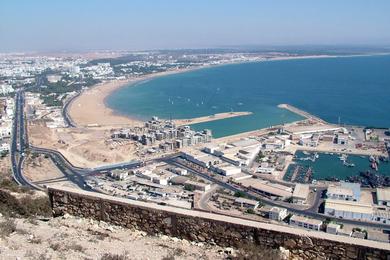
105,226,114,232
62,213,71,219
171,237,180,242
284,239,297,248
160,235,169,240
224,247,234,255
301,236,313,247
279,247,290,260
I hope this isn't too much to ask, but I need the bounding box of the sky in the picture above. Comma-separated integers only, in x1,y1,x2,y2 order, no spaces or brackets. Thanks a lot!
1,0,390,52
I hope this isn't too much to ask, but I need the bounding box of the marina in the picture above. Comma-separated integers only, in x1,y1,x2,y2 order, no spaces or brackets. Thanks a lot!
284,151,390,183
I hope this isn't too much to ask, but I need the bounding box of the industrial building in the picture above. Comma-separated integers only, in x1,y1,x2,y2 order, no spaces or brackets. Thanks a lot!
239,178,292,200
292,184,310,204
326,181,361,201
324,199,373,221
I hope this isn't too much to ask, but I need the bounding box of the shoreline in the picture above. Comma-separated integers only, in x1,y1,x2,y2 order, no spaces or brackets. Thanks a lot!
67,52,389,129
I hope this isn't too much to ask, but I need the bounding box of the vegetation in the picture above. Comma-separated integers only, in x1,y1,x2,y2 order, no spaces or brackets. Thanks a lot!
232,242,284,260
234,191,247,198
184,184,195,192
255,151,265,163
0,218,17,237
0,189,52,218
245,208,255,214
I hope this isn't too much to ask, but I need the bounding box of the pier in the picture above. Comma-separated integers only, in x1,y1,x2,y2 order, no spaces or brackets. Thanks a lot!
278,104,327,124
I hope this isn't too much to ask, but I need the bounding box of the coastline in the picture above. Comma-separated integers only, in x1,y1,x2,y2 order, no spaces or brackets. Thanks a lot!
68,68,202,127
67,53,389,128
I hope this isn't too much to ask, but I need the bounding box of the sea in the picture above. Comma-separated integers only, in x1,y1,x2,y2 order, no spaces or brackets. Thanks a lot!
106,54,390,179
107,54,390,138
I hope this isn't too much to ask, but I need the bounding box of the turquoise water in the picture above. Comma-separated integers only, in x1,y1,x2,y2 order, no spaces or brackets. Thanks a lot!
107,55,390,138
284,151,390,180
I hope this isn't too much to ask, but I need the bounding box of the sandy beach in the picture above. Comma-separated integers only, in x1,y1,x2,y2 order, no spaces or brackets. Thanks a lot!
68,69,198,127
68,78,141,127
68,54,345,128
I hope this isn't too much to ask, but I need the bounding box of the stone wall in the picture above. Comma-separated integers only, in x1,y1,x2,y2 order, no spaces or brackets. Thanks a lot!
48,187,390,260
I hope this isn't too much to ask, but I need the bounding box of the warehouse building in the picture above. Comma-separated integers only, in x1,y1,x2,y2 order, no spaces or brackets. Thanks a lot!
324,199,373,221
292,184,310,204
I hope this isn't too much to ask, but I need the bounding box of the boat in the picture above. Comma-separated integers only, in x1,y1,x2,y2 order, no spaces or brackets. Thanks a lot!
302,151,310,155
339,154,348,161
370,161,378,171
343,161,355,167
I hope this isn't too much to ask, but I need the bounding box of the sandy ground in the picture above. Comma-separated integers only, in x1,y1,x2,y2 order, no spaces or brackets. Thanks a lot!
68,79,142,127
23,153,78,189
28,123,140,168
68,69,206,128
0,215,228,260
0,155,11,176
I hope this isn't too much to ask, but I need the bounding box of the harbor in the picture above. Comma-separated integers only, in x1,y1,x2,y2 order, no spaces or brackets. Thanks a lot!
284,150,390,184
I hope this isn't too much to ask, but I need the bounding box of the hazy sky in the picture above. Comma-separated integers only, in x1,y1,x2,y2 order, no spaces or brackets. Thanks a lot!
1,0,390,52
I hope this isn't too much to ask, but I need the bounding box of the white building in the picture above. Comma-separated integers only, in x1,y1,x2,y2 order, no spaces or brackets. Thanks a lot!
233,197,259,210
109,170,128,180
337,134,349,145
326,223,341,235
269,207,288,221
326,186,354,201
376,188,390,206
324,199,373,221
292,184,310,204
0,84,14,95
289,215,322,231
256,162,275,174
184,180,211,192
216,164,241,176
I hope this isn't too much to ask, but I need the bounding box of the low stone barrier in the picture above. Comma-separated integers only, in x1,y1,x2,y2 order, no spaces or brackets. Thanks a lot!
48,187,390,259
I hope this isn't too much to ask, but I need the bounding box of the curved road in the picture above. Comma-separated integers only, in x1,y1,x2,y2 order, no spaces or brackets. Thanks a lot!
10,85,390,231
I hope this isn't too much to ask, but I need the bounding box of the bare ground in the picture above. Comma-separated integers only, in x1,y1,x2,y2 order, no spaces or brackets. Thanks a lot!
0,214,229,260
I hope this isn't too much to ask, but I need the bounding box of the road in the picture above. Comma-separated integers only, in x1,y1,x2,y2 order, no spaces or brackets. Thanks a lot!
10,83,390,230
166,157,390,230
62,91,80,127
10,90,42,190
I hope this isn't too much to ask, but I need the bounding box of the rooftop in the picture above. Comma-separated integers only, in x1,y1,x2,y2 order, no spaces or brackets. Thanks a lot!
234,197,259,206
325,199,374,215
292,184,310,200
239,178,292,198
290,215,323,226
327,186,354,197
376,188,390,202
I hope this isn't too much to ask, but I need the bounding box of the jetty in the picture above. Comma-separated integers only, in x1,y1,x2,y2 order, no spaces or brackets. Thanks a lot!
278,104,327,124
175,111,253,126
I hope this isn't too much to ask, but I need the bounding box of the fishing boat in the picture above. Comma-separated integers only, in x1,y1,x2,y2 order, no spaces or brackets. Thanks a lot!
339,154,348,161
343,161,355,167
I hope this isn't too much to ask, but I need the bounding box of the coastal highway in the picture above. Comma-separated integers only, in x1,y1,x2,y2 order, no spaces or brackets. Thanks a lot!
10,90,42,190
11,83,390,230
167,157,390,230
62,91,80,128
